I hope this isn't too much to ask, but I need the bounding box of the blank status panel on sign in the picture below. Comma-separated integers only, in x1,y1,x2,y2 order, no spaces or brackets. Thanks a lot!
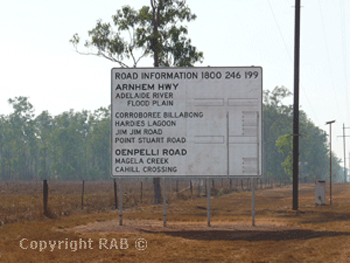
191,98,225,107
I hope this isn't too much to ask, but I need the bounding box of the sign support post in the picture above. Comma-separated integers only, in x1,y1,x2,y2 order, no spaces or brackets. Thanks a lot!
163,178,167,227
207,177,211,227
252,111,260,226
119,178,123,226
252,178,256,226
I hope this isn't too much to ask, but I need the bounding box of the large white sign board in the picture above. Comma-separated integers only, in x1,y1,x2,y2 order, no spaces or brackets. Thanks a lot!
111,67,262,178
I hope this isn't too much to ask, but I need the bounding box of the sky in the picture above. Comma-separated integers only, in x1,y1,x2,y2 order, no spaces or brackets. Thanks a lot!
0,0,349,164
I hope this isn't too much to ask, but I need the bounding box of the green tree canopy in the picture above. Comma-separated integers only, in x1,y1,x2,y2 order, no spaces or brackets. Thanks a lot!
276,134,293,176
264,86,342,183
70,0,203,67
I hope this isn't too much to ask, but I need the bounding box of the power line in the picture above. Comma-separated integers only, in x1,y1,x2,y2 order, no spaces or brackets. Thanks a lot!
339,0,349,123
318,1,341,117
267,0,292,62
267,0,320,124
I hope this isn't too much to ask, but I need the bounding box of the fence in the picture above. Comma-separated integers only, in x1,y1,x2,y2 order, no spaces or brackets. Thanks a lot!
0,178,279,225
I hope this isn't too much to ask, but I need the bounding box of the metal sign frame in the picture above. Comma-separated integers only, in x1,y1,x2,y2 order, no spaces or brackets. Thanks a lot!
111,67,262,178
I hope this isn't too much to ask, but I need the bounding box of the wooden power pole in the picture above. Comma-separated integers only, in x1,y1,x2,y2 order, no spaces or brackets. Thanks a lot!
292,0,301,211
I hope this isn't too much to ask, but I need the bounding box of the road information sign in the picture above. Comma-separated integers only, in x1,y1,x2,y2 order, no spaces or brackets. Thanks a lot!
111,67,262,178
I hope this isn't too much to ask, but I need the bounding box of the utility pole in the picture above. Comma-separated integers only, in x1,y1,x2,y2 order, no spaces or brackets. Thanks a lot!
326,120,335,206
337,124,350,182
343,124,346,182
292,0,301,211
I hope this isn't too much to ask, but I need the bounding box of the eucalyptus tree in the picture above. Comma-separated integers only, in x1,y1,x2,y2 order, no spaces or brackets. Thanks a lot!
263,86,293,184
265,86,342,183
0,114,12,180
35,110,54,180
6,97,38,180
70,0,203,203
49,110,90,180
70,0,203,68
87,107,111,180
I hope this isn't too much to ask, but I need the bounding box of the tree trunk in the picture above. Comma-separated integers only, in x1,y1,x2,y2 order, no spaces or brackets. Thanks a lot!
153,177,162,204
150,1,164,203
151,0,162,67
190,180,193,196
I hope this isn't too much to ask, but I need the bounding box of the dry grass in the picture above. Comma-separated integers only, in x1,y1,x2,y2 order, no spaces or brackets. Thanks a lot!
0,179,247,224
1,181,350,262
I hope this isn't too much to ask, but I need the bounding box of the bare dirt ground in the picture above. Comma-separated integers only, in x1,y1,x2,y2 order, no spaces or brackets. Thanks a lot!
2,182,350,262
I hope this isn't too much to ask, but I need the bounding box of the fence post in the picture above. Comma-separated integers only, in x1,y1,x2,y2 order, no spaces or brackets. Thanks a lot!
140,180,143,203
43,180,49,216
81,180,85,209
198,179,204,196
114,179,118,209
190,180,193,196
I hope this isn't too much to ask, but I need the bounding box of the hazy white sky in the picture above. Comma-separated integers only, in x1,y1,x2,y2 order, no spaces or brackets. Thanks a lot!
0,0,349,161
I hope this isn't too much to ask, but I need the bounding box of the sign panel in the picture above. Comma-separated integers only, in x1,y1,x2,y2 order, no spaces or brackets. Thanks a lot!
111,67,262,178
